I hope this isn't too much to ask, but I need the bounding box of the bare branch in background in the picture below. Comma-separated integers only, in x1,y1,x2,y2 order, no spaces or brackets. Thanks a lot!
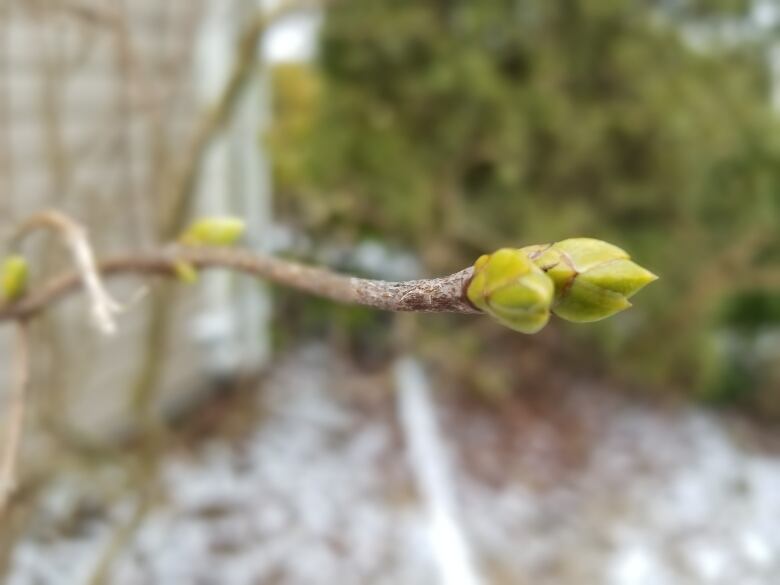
13,210,122,335
161,0,322,237
0,322,31,519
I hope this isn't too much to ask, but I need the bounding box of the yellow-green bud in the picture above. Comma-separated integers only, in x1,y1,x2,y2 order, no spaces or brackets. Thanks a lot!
173,261,199,284
466,248,554,334
179,216,246,247
1,255,29,302
523,238,657,323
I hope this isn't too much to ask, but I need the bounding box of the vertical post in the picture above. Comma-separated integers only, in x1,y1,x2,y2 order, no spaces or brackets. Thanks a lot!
229,0,273,369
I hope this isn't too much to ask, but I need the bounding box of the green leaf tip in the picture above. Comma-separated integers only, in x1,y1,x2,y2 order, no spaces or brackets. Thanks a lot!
470,239,657,332
1,255,29,302
179,216,246,247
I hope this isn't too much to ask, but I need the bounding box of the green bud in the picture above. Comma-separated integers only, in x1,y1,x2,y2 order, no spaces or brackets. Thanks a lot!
1,255,29,302
173,261,199,284
524,238,657,323
179,216,246,247
467,248,554,334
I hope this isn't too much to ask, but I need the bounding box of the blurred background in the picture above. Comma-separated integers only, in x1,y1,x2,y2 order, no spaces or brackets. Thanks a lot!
0,0,779,583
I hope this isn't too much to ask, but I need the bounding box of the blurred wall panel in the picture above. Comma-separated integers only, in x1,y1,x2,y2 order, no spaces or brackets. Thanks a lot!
0,0,271,443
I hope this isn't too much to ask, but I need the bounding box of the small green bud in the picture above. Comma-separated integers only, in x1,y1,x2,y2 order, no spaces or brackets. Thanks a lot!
173,261,199,284
179,216,246,247
1,255,29,302
467,248,554,334
524,238,657,323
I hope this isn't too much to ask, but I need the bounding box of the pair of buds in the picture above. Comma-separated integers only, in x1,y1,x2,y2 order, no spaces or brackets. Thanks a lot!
466,238,658,333
173,217,246,283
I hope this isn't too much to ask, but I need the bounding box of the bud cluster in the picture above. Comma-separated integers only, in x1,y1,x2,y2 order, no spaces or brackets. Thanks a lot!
467,238,657,333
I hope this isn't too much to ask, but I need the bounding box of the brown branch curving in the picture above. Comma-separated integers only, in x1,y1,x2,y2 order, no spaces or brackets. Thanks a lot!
0,246,480,323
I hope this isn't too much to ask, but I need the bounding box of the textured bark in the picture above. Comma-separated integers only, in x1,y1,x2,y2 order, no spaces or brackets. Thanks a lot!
0,247,480,322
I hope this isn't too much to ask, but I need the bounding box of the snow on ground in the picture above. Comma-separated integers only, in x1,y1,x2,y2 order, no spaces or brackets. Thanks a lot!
454,386,780,584
7,344,780,584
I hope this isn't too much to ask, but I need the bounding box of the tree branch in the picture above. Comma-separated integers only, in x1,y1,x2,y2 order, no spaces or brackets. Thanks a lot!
0,246,479,324
0,322,31,518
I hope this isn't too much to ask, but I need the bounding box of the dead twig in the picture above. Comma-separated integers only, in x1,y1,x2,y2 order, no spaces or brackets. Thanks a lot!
13,210,122,335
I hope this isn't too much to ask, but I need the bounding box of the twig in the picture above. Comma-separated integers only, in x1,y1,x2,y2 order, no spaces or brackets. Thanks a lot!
0,322,31,518
13,210,122,335
0,246,479,324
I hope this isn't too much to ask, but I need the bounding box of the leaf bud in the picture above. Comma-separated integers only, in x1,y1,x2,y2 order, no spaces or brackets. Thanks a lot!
466,248,554,334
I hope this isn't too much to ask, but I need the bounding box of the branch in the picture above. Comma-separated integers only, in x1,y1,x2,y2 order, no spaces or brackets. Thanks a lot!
0,322,31,518
0,246,479,324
